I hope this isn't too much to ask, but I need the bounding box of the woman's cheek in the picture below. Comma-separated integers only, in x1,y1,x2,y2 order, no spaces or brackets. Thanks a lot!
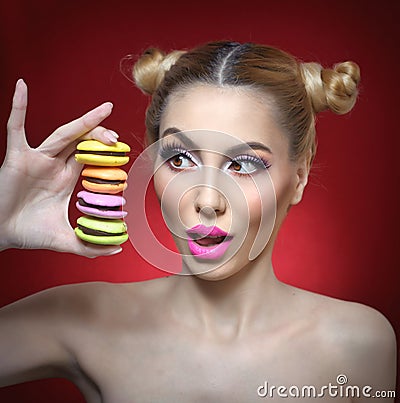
153,168,170,201
245,189,263,222
271,171,298,220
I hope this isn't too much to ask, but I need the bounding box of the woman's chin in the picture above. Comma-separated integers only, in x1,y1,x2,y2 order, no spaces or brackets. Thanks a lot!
194,269,237,281
180,254,243,281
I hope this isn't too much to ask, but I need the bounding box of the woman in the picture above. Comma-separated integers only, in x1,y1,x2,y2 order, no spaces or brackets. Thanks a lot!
0,41,396,402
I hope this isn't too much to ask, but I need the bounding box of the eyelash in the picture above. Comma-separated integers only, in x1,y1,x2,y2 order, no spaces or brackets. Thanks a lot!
158,141,271,175
159,142,196,169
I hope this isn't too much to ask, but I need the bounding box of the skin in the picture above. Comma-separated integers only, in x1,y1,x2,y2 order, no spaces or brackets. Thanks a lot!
0,82,396,402
0,80,121,256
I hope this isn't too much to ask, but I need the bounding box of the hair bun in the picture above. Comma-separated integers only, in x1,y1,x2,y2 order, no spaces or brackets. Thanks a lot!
133,47,186,95
300,61,360,114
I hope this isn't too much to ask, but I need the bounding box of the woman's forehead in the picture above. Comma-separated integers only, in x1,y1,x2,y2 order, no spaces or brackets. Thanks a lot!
160,85,288,155
163,84,275,120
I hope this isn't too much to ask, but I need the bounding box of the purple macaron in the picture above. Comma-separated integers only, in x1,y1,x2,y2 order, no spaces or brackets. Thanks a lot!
76,190,127,219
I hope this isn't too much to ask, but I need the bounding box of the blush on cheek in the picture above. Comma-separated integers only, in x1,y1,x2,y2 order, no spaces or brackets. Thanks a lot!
153,171,168,202
273,178,297,219
242,177,274,212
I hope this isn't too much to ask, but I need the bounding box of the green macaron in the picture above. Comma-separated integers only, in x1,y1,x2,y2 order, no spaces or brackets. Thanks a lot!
75,215,128,245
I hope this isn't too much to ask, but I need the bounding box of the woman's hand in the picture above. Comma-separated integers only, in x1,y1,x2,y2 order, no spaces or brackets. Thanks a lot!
0,79,123,257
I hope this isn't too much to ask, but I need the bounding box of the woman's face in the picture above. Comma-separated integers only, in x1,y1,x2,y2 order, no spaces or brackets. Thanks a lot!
153,85,308,280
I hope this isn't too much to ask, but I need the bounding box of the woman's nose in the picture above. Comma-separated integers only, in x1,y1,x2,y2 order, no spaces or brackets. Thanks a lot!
194,185,226,215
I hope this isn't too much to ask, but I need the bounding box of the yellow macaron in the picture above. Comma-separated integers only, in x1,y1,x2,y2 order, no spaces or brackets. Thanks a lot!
75,140,130,166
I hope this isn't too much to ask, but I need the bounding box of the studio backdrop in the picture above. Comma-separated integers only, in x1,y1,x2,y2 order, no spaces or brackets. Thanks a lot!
0,0,398,401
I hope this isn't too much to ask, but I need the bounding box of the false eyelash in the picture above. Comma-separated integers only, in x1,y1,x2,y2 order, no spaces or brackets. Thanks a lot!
231,153,272,170
158,140,272,172
158,140,196,162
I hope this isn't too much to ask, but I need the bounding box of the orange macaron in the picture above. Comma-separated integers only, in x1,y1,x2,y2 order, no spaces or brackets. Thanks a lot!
81,167,128,194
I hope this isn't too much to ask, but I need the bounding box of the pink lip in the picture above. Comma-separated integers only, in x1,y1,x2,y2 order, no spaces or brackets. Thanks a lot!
186,224,228,238
186,224,232,260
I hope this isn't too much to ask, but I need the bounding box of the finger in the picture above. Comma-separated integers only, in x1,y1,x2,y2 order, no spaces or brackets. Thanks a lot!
53,227,123,258
56,126,119,161
81,127,119,144
7,79,29,150
72,240,123,259
82,245,123,259
37,102,114,157
64,149,84,185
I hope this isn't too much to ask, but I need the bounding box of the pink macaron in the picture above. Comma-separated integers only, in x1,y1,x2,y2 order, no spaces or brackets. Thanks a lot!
76,190,127,219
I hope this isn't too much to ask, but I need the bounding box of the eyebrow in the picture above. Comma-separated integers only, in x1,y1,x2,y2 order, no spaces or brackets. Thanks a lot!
161,127,273,155
161,127,197,150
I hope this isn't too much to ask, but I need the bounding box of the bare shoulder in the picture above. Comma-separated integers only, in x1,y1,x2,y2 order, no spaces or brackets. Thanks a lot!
12,275,174,326
0,281,126,328
0,278,171,391
39,275,176,328
288,286,397,392
307,290,396,356
287,285,395,346
0,281,129,387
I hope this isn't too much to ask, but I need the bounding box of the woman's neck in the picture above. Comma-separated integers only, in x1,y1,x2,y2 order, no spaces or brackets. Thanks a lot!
168,249,288,341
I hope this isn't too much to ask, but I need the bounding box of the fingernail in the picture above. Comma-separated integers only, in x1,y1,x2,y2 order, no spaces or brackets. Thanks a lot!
106,247,122,256
108,130,119,139
97,102,113,118
103,101,113,110
16,78,26,89
104,130,118,143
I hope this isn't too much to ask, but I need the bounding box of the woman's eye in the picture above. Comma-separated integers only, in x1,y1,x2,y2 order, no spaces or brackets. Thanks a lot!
228,159,261,174
169,154,195,169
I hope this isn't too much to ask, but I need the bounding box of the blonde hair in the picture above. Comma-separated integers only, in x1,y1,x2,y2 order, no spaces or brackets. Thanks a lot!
133,41,360,164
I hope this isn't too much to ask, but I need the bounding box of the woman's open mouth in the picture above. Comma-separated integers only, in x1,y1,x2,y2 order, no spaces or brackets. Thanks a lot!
186,225,233,259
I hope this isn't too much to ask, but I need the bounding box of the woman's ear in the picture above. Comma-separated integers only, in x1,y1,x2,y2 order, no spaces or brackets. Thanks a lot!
290,151,311,206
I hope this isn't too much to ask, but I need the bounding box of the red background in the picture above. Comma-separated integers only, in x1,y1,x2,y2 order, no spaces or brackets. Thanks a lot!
0,0,398,401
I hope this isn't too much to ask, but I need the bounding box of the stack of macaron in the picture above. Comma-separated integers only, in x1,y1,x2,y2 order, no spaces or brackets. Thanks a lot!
74,140,131,245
